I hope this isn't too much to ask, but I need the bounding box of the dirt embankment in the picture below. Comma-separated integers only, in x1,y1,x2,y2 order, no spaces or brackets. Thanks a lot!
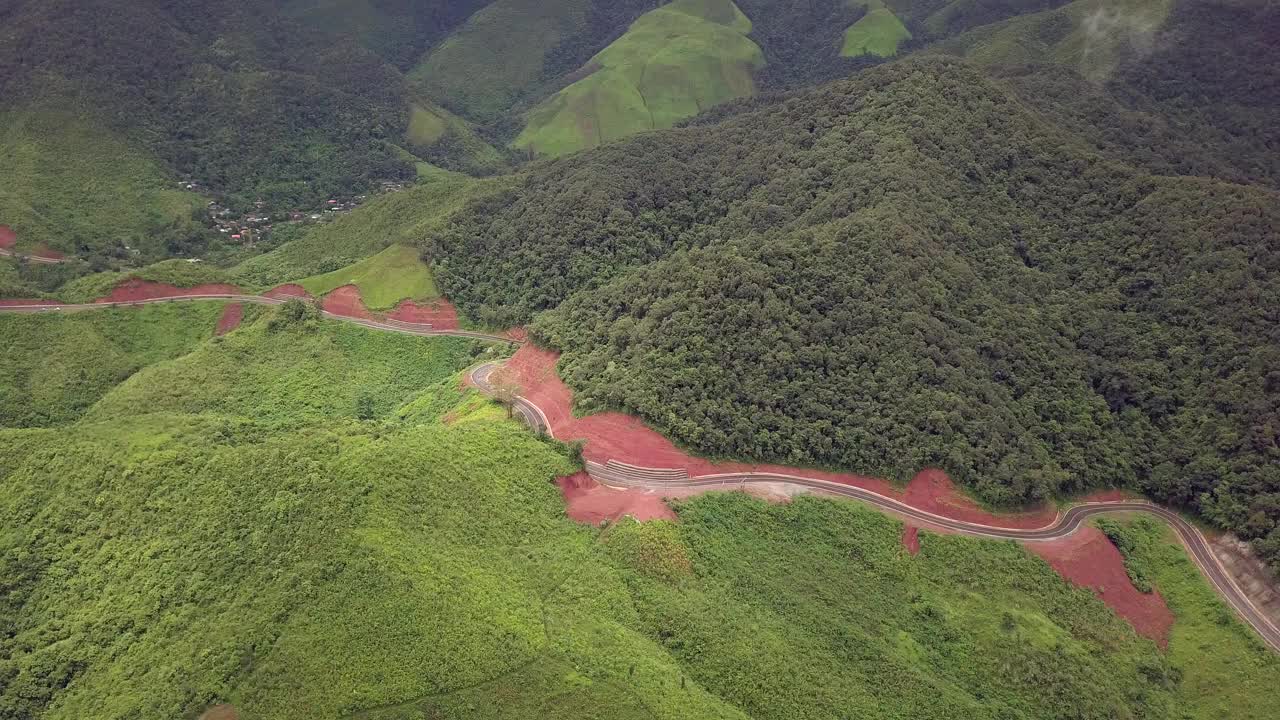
263,283,311,300
497,344,1057,531
1028,527,1175,646
319,285,375,320
215,303,244,335
388,298,460,329
0,225,17,249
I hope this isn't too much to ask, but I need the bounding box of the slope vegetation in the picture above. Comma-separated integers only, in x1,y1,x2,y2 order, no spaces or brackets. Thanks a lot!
841,1,913,58
296,244,437,310
0,106,205,259
514,0,764,157
434,57,1280,566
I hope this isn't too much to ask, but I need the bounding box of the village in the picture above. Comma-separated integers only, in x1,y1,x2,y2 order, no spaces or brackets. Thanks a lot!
178,178,410,245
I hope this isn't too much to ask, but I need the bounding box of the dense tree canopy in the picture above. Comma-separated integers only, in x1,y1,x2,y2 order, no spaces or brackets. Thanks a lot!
433,57,1280,564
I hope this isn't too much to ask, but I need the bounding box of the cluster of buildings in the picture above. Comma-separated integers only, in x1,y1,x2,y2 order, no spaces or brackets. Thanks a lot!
182,179,410,245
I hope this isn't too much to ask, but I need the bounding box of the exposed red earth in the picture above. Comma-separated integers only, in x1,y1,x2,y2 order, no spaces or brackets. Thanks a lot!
215,303,244,335
557,471,677,524
319,284,376,320
263,283,311,300
97,279,241,303
497,344,1056,530
388,298,460,329
902,525,921,555
0,225,15,249
1029,526,1175,645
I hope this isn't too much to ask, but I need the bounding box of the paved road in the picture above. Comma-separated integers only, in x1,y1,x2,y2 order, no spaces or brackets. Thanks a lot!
0,247,64,265
470,361,1280,654
0,295,520,343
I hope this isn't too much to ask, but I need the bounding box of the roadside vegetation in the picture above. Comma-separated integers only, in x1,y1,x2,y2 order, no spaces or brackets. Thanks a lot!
3,301,1279,718
1094,518,1280,719
0,302,227,427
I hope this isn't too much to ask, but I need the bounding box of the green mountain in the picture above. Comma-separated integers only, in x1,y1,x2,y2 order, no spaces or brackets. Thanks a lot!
3,303,1277,718
432,55,1280,563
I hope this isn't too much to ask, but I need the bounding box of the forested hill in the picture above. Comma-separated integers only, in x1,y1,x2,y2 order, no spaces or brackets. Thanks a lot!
432,57,1280,565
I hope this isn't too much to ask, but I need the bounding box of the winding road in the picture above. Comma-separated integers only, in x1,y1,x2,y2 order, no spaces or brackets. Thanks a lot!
0,294,519,343
1,296,1276,653
469,361,1280,654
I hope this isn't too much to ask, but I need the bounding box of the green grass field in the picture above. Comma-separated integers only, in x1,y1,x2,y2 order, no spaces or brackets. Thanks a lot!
296,244,438,309
410,0,591,122
0,302,228,427
407,104,448,145
515,0,764,157
0,105,205,257
842,2,913,58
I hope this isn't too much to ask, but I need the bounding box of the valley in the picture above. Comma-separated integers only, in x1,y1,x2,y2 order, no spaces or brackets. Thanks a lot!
2,0,1279,717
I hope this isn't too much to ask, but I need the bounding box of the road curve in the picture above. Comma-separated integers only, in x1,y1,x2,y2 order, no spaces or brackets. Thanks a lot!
0,295,521,343
468,361,1280,654
3,306,1274,653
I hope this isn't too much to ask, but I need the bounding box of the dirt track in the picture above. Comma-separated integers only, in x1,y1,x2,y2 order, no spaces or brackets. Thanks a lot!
469,360,1280,654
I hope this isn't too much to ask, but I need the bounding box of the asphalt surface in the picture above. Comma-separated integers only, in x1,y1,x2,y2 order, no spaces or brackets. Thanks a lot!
470,362,1280,654
0,295,519,343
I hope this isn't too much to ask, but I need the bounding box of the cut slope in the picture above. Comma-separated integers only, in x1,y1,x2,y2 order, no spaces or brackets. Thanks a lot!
297,244,438,311
514,0,764,157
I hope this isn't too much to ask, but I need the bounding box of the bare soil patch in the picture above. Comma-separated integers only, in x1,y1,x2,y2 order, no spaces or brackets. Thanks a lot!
0,225,15,249
1211,534,1280,631
500,344,1058,530
263,283,311,300
215,303,244,335
902,525,921,555
557,471,677,525
1028,527,1174,646
98,280,240,303
388,298,459,329
319,285,374,319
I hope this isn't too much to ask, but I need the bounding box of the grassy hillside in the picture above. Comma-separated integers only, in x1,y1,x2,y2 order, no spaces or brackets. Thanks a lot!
230,172,515,289
514,0,764,157
297,244,438,310
80,302,477,427
403,99,510,175
841,1,913,58
0,303,227,427
0,106,205,259
411,0,591,122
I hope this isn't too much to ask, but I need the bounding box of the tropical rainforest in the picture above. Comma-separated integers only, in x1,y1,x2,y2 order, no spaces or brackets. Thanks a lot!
2,0,1279,717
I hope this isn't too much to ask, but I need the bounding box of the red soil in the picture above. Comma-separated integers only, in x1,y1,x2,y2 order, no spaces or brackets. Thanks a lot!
31,245,65,260
557,471,677,525
1077,488,1143,504
97,279,241,303
503,327,529,343
319,285,375,320
1028,527,1174,646
215,303,244,335
498,344,1056,530
388,298,459,329
0,225,15,249
263,283,311,300
902,525,921,555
